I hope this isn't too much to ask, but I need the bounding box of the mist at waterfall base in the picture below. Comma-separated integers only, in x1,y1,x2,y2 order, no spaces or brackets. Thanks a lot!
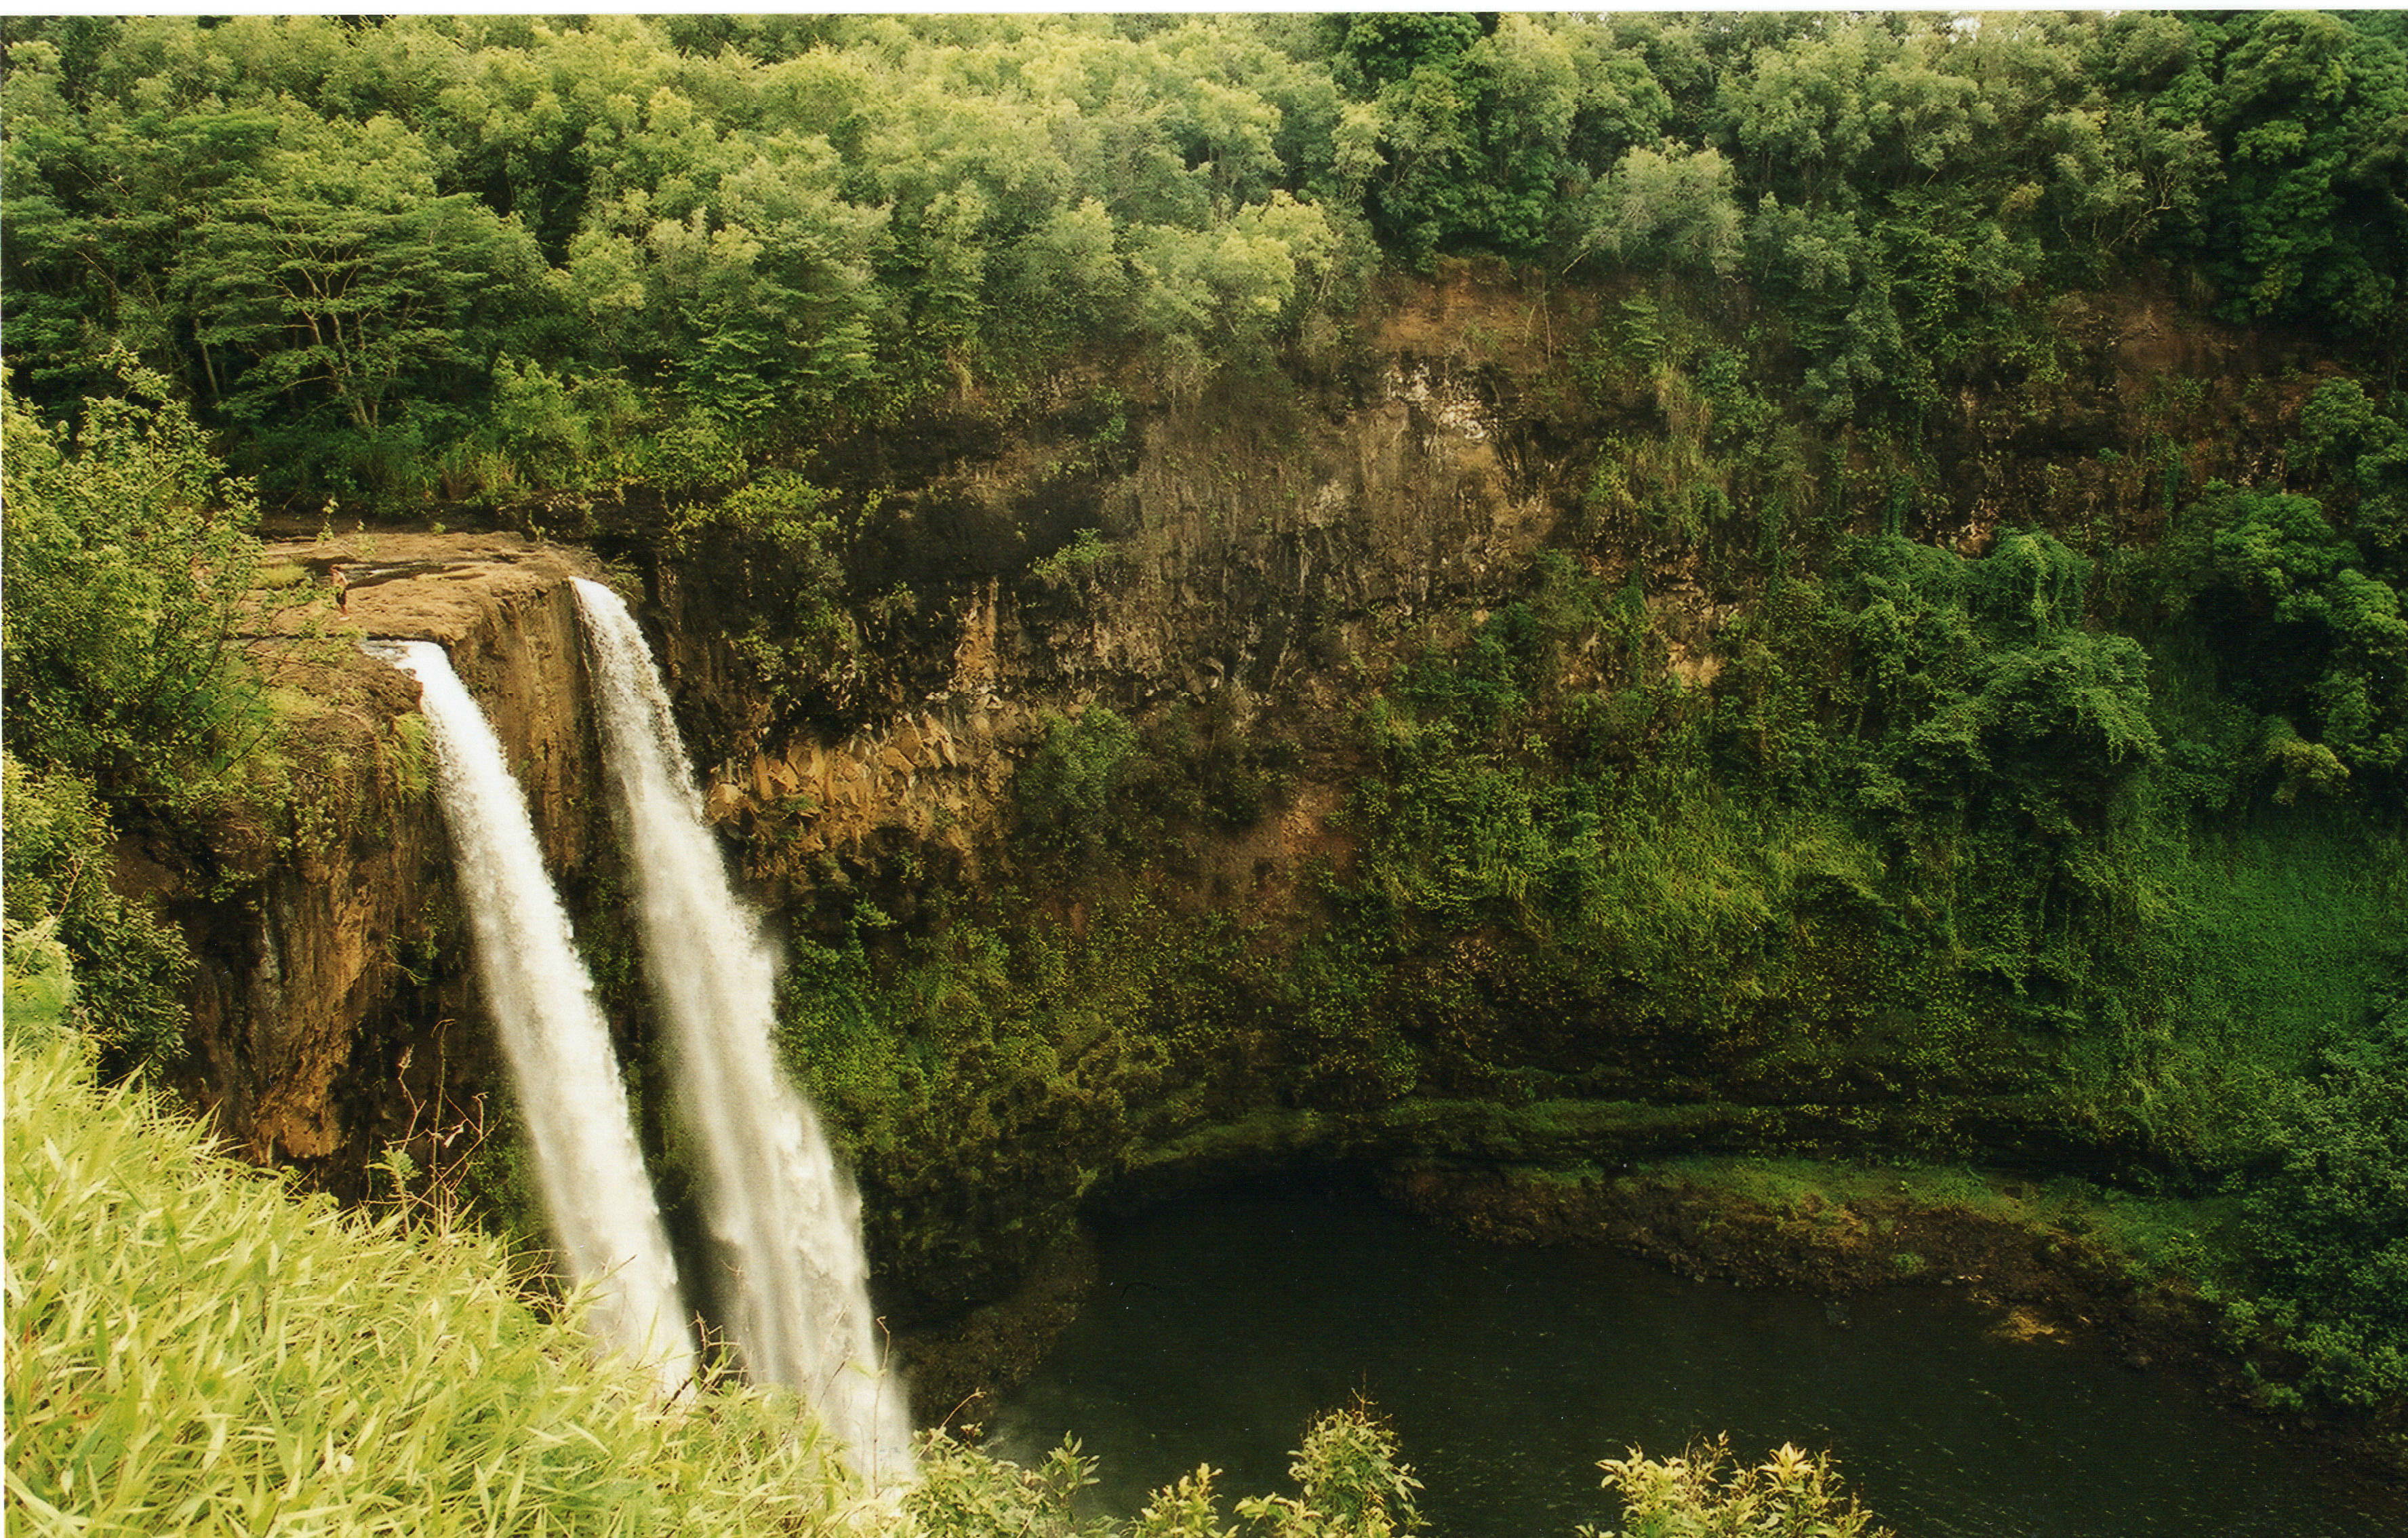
371,641,696,1397
573,578,915,1486
992,1190,2408,1537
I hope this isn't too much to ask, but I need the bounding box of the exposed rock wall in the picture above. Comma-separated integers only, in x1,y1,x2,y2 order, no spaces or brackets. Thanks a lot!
174,649,447,1172
173,271,2345,1216
172,535,611,1192
628,270,2333,936
654,330,1578,910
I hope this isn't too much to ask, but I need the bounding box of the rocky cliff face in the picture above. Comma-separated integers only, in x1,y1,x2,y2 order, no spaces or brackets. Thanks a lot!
625,269,2323,930
635,275,1586,915
169,534,611,1196
174,268,2337,1264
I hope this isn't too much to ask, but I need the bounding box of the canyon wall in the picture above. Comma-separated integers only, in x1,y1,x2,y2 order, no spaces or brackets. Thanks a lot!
626,270,2325,928
170,269,2344,1278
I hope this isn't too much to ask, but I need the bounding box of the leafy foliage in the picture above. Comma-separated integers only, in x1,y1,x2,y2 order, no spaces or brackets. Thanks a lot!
1,357,277,801
778,901,1274,1304
1232,1404,1424,1538
1018,708,1142,856
1338,534,2171,1076
0,358,302,1079
0,754,193,1076
907,1404,1420,1538
2237,978,2408,1406
3,1026,860,1537
0,14,1369,500
908,1430,1106,1537
178,112,536,491
2160,11,2408,329
5,12,2402,498
2157,486,2407,794
1586,1438,1891,1538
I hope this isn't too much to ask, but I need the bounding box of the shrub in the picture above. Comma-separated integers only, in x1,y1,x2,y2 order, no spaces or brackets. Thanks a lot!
1,753,193,1076
1585,1437,1892,1538
2237,983,2408,1406
1,359,279,805
1017,708,1142,854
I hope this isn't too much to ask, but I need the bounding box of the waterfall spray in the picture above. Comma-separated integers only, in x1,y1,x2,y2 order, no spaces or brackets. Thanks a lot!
372,640,696,1398
571,580,915,1485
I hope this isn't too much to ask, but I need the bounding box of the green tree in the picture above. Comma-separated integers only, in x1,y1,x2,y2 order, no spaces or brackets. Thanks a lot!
631,157,883,428
1338,13,1660,263
0,753,193,1075
1018,708,1142,856
1132,193,1340,384
178,109,539,490
1717,18,1890,210
2036,12,2218,269
2163,10,2408,330
1567,143,1742,277
2163,488,2407,789
0,352,256,1081
1,357,277,800
2300,378,2408,559
1339,13,1486,260
2240,983,2408,1406
0,34,279,403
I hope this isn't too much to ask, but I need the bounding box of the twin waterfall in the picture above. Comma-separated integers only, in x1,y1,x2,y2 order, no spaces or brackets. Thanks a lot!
378,640,696,1400
378,586,913,1485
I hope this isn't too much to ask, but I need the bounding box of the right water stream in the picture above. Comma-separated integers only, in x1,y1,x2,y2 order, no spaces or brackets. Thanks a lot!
989,1189,2405,1536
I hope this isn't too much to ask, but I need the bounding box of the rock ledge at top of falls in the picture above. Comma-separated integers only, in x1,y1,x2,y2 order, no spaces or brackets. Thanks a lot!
260,530,602,648
260,529,611,873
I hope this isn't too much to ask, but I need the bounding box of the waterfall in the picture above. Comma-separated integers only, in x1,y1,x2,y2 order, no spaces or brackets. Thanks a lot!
570,580,915,1485
372,641,696,1398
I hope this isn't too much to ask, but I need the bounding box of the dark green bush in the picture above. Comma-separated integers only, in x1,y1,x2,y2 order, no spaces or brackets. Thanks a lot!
2239,981,2408,1406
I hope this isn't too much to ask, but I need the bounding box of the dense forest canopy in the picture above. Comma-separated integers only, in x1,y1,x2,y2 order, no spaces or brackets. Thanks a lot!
4,10,2404,502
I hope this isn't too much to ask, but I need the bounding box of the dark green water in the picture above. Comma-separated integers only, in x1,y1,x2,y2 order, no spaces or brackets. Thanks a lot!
988,1190,2407,1537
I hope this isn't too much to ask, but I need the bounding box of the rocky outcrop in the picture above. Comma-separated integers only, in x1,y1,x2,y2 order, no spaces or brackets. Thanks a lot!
647,280,1588,913
618,269,2332,941
172,534,611,1192
336,534,614,872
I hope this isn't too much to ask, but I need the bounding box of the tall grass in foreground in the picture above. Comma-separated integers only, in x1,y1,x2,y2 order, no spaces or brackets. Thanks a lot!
2,1027,860,1537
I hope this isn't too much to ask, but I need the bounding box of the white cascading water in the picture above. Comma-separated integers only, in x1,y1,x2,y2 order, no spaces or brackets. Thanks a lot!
373,640,698,1399
570,580,915,1486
